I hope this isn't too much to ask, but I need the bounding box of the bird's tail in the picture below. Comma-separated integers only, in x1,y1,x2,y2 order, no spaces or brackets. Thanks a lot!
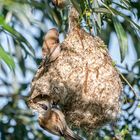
64,127,83,140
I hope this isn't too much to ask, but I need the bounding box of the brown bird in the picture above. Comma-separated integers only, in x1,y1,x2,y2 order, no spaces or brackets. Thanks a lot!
34,101,82,140
42,28,60,63
32,28,61,81
52,0,70,8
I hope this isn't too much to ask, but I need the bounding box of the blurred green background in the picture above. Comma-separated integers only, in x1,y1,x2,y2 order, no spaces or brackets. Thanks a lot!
0,0,140,139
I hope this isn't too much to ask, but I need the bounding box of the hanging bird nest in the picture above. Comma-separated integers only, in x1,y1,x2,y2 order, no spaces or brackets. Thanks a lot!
29,7,122,133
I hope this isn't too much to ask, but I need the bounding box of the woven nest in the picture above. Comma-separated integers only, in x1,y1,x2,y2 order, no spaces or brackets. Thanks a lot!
29,25,122,131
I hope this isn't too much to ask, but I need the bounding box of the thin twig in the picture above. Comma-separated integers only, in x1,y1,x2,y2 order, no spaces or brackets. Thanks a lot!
116,68,140,100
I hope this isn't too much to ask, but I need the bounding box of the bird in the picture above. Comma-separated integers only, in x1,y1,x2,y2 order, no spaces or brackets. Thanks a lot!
34,101,83,140
32,28,61,81
42,28,60,63
52,0,70,8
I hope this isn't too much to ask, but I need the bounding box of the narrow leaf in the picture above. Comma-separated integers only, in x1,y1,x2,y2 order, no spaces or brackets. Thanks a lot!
110,7,140,30
0,46,15,69
93,7,111,14
70,0,82,14
0,16,35,56
113,17,128,62
93,0,101,32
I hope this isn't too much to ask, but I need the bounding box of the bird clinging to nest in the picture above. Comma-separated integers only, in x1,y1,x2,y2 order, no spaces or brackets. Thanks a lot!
31,28,61,82
52,0,70,8
42,28,60,63
30,99,82,140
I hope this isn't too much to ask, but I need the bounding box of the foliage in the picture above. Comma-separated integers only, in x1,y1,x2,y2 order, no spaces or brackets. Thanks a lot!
0,0,140,139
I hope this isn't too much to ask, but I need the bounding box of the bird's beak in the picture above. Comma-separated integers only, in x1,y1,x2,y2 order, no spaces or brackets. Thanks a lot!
27,99,32,106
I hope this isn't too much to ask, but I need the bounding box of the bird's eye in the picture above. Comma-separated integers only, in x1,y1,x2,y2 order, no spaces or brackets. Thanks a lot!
39,103,48,110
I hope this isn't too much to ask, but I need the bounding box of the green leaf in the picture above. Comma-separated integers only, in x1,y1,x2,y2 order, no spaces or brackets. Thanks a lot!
113,17,128,62
0,46,15,69
96,2,140,30
97,0,115,15
70,0,82,14
93,7,110,14
93,0,101,32
120,0,131,9
113,2,130,10
110,7,140,30
0,16,35,56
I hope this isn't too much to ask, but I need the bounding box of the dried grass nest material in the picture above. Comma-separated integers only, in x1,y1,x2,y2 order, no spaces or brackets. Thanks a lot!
30,27,123,131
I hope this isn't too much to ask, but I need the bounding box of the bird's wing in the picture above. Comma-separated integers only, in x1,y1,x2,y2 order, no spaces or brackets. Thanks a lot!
52,109,67,136
65,127,83,140
52,109,83,140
